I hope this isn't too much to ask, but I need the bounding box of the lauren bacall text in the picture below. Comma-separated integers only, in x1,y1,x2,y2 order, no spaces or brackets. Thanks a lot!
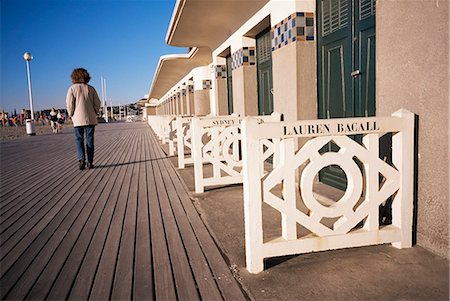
283,121,380,137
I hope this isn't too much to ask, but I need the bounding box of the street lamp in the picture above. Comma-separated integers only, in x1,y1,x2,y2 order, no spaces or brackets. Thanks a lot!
23,51,36,135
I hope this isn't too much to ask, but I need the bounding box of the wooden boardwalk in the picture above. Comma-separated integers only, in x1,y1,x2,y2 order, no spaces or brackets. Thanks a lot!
0,122,246,300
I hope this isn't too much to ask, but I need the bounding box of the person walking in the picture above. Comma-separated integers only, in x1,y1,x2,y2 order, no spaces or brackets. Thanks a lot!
66,68,101,170
56,110,64,132
49,108,58,133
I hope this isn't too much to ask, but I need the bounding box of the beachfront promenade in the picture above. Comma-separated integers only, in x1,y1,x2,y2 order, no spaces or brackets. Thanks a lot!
1,121,449,301
0,122,246,300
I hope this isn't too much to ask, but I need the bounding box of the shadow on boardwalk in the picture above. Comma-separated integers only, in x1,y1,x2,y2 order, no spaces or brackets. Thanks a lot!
0,122,247,300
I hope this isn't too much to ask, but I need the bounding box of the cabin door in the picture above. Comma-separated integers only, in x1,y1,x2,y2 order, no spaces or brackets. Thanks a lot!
317,0,376,189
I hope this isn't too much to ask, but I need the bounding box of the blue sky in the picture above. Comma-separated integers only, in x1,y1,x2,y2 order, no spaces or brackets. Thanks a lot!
1,0,185,113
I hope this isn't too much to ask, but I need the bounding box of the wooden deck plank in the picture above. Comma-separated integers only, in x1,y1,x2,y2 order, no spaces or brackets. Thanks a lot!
133,129,154,300
0,137,113,210
150,137,201,301
0,139,114,233
4,132,130,300
0,140,73,184
0,133,114,220
68,132,139,300
88,130,140,300
151,136,224,300
0,138,118,264
0,167,103,286
0,122,246,301
146,130,177,301
110,132,141,300
29,130,136,300
1,130,132,299
153,134,247,301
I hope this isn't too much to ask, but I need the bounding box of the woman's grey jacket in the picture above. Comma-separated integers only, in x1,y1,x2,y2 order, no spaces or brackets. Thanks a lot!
66,83,101,127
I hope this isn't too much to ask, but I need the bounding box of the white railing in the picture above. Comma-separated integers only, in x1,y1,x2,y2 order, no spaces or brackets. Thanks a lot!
147,115,175,143
191,113,281,193
176,116,194,168
167,118,177,156
241,109,415,273
176,114,238,169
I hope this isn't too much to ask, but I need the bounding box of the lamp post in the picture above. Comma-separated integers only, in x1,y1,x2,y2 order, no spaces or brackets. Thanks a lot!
23,51,36,135
23,52,34,120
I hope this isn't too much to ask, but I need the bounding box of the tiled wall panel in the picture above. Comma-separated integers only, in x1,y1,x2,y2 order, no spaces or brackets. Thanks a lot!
272,12,315,51
231,47,256,70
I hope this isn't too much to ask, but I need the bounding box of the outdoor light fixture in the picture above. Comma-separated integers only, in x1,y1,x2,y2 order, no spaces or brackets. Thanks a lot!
23,51,36,135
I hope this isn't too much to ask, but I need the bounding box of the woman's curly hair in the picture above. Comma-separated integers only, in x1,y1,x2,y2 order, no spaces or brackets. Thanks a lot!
71,68,91,84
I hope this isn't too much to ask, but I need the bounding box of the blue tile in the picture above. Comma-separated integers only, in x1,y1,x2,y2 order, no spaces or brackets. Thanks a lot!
297,12,304,16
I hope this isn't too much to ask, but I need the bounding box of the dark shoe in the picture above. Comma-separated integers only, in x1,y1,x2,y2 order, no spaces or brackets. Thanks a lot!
79,160,85,170
86,162,94,169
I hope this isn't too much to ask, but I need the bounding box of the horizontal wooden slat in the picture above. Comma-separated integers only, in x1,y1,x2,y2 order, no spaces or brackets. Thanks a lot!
0,122,245,300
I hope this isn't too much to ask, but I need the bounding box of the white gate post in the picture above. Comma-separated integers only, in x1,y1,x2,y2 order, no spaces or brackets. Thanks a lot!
211,127,221,179
168,119,176,156
363,134,380,231
242,118,264,273
191,117,205,193
176,117,185,168
280,138,298,240
392,109,415,248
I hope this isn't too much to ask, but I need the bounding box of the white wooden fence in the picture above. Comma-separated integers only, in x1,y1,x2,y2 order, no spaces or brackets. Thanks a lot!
147,115,175,144
167,118,177,156
191,113,281,193
176,116,194,168
176,115,235,169
241,109,415,273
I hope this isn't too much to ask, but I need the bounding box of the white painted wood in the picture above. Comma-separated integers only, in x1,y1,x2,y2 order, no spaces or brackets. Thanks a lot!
191,117,205,193
168,118,177,156
241,110,415,273
176,116,195,169
262,226,401,258
391,109,415,248
280,139,297,240
363,134,379,231
191,113,281,193
242,118,264,274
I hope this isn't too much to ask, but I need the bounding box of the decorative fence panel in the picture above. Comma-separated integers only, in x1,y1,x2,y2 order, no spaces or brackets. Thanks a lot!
241,109,415,273
147,115,175,144
176,115,234,169
167,118,177,156
176,116,194,168
191,113,281,193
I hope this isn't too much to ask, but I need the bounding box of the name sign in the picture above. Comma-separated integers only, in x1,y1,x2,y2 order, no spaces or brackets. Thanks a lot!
202,115,277,128
284,121,380,136
211,119,240,126
244,115,405,139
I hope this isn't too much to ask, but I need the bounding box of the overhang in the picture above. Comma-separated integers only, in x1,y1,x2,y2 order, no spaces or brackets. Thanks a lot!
136,98,148,108
166,0,270,49
148,47,212,100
